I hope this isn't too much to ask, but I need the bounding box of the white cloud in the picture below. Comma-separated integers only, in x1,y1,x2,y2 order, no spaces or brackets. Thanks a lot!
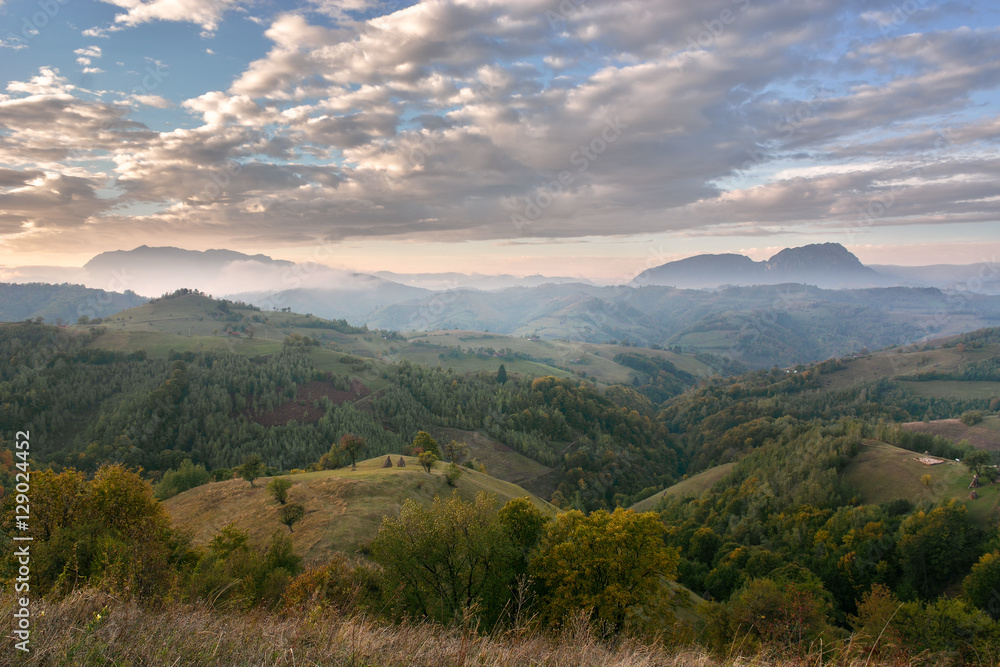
131,94,171,108
3,1,1000,258
74,46,103,58
94,0,246,32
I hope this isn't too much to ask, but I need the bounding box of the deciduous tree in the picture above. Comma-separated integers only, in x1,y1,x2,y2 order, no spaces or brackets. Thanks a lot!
530,507,679,632
279,503,305,533
239,454,265,487
339,433,368,470
267,477,292,505
369,492,516,625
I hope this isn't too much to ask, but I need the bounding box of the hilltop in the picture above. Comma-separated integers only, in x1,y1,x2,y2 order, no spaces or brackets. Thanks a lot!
163,455,555,562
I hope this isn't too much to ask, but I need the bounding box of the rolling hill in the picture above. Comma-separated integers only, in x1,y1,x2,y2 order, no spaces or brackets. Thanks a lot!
903,415,1000,451
163,455,555,563
841,441,1000,526
73,291,717,387
633,441,999,526
630,462,737,512
0,282,147,324
366,281,1000,368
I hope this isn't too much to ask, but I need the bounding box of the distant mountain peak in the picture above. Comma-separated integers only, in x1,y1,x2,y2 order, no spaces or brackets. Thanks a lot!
84,246,292,269
764,243,867,272
632,242,883,289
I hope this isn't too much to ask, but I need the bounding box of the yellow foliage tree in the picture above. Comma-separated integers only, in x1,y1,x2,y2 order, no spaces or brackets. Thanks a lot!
530,507,679,633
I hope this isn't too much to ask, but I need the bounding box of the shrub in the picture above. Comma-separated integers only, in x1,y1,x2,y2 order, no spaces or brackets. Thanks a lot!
445,462,462,486
961,410,984,426
279,503,305,532
723,578,835,656
267,478,292,505
154,459,211,500
283,554,384,613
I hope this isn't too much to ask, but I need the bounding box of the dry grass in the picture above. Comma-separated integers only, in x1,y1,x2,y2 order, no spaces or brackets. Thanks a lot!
1,590,913,667
163,456,555,564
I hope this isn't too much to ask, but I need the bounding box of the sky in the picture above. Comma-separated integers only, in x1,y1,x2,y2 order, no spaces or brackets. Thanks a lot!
1,0,1000,283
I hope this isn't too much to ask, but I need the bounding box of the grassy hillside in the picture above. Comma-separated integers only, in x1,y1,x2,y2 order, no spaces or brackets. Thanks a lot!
841,441,1000,526
630,463,736,512
73,292,715,388
163,455,556,563
903,415,1000,450
816,339,1000,391
635,438,1000,526
428,427,558,498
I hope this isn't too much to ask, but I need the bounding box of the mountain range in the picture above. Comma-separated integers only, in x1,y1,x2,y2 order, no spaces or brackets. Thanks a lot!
4,243,1000,367
632,243,887,289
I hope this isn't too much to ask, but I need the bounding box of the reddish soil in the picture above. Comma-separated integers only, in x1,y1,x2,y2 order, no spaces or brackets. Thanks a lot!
247,378,370,426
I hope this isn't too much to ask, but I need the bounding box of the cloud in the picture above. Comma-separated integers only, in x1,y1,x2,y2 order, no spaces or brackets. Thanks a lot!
3,0,1000,259
74,46,103,58
93,0,246,33
131,94,172,108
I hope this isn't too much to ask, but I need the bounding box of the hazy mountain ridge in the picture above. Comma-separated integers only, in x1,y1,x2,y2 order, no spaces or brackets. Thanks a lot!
373,271,594,291
367,282,1000,367
633,242,887,289
0,282,147,324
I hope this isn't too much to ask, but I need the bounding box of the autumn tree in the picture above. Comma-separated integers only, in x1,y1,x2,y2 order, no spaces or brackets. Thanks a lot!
496,496,548,579
964,551,1000,618
418,450,439,473
530,507,679,632
369,492,518,625
339,433,368,470
724,578,833,654
267,477,292,505
2,465,179,599
279,503,305,533
443,440,470,466
410,431,440,458
897,500,979,598
239,453,265,487
445,462,463,486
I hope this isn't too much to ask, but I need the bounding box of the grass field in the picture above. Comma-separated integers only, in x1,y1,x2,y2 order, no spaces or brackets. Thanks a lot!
902,415,1000,451
841,441,1000,526
630,463,736,512
429,427,557,498
163,456,555,563
816,342,999,392
899,379,1000,400
403,332,714,381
